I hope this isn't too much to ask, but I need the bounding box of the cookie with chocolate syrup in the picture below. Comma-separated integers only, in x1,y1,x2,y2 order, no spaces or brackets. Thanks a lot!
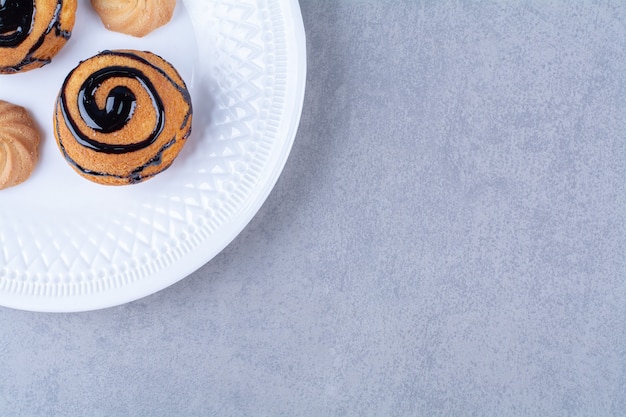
0,0,77,74
54,49,193,185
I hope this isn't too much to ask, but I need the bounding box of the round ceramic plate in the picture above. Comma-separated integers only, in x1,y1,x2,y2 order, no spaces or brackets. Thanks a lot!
0,0,306,312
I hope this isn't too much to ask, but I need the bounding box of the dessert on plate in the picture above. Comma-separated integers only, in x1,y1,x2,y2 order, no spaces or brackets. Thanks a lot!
90,0,177,37
54,49,193,185
0,0,77,74
0,100,40,190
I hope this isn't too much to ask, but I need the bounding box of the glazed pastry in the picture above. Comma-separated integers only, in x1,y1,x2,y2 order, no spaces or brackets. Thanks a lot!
0,0,77,74
0,100,40,190
54,49,192,185
90,0,176,37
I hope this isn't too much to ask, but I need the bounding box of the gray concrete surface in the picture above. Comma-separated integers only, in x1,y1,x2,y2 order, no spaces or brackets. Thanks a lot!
0,1,625,415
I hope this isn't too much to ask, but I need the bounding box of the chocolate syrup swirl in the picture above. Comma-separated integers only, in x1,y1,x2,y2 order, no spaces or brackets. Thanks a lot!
60,65,166,154
0,0,34,47
57,50,193,183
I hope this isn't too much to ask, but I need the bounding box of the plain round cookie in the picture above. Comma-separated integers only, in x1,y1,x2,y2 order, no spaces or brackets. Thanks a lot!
90,0,176,37
0,100,40,190
54,49,193,186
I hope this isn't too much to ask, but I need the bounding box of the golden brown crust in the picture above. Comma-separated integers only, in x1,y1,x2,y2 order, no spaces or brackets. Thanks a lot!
90,0,177,38
0,0,77,74
0,100,40,190
54,50,192,186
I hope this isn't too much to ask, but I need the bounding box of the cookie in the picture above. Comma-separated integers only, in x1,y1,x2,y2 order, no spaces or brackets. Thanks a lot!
54,49,192,185
0,0,77,74
0,100,40,190
90,0,176,38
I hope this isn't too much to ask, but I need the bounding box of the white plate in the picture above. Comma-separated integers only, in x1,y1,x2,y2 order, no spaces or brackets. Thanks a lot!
0,0,306,312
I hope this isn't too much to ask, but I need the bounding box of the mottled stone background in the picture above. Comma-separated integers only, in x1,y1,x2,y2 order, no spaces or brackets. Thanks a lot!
1,1,624,415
